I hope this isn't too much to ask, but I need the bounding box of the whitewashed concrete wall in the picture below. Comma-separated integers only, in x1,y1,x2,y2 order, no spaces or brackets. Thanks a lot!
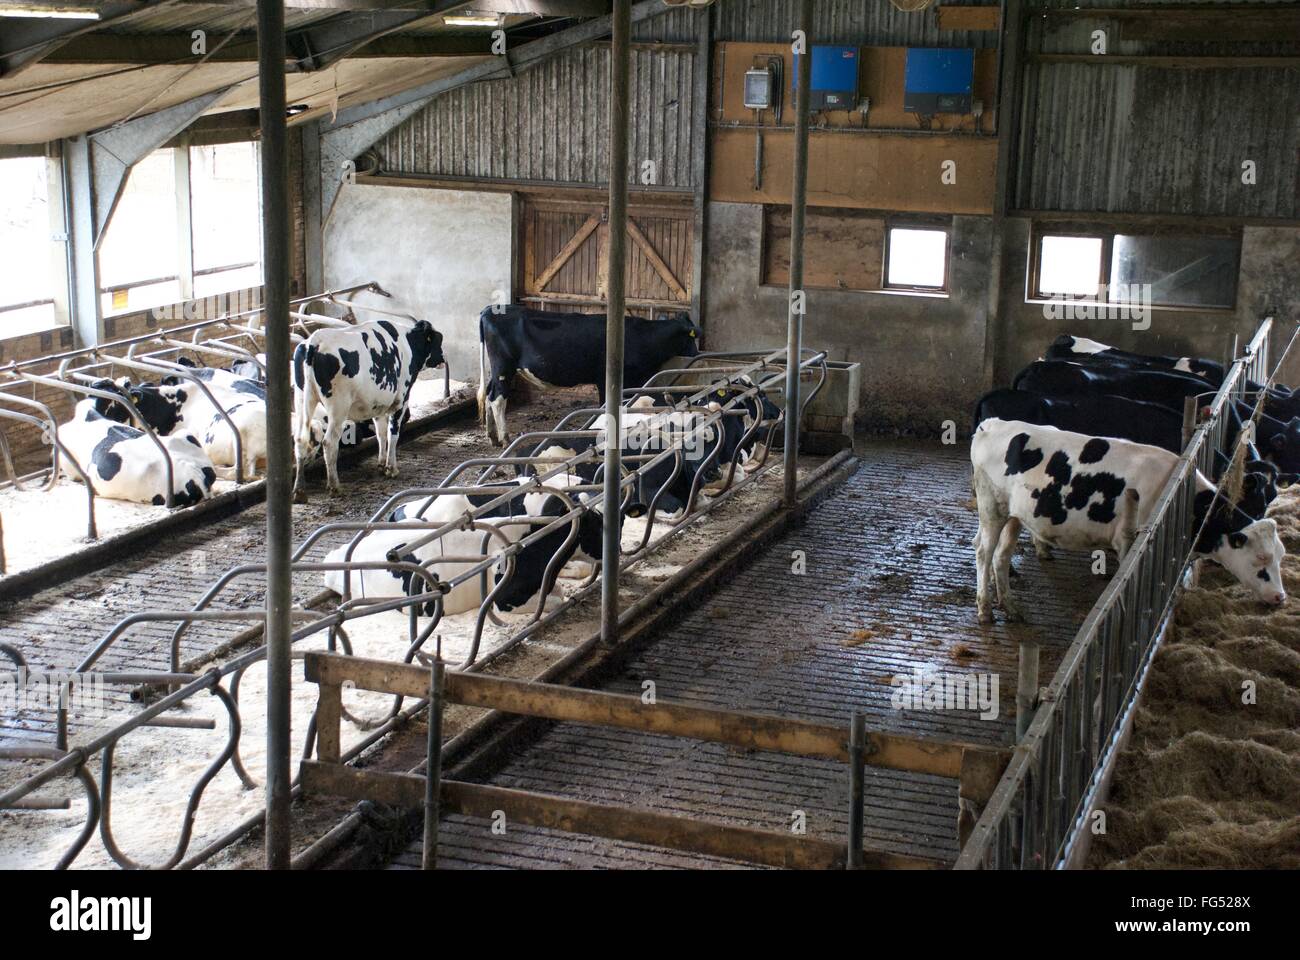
323,183,512,382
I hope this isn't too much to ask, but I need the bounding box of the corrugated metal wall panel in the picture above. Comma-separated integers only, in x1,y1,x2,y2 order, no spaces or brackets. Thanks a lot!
633,5,700,44
713,0,998,48
1019,63,1300,218
372,44,695,189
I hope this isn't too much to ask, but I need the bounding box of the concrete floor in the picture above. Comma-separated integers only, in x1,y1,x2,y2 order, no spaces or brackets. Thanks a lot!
392,438,1108,869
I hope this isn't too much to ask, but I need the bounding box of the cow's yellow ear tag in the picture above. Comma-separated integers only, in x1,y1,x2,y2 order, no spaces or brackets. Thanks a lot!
689,329,695,337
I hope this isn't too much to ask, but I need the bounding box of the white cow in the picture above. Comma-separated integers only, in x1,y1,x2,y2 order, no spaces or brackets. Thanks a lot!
971,419,1285,624
58,399,217,507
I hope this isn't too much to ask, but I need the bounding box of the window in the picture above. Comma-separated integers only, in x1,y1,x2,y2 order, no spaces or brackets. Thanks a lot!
885,226,948,290
1033,228,1239,309
97,149,182,315
97,142,263,315
1036,235,1104,298
0,156,59,332
190,142,262,298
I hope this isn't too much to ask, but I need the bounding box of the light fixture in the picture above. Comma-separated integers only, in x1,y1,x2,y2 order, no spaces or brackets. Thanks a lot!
0,4,101,18
442,13,503,27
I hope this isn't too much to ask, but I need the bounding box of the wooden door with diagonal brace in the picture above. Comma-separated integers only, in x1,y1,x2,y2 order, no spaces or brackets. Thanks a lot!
519,197,693,319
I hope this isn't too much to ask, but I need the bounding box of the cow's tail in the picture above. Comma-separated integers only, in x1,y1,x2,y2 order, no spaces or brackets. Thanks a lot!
294,344,319,454
476,331,488,425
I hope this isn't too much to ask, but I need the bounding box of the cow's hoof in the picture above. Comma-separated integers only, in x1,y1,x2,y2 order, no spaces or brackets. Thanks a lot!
977,609,994,626
292,489,308,504
1004,606,1025,623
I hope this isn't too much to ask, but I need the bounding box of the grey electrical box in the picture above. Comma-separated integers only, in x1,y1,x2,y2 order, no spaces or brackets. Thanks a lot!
743,67,774,109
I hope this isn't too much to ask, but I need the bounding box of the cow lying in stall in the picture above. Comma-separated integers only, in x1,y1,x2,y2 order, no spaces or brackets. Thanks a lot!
292,318,443,500
94,361,268,481
477,305,701,445
323,479,603,617
970,419,1286,624
58,386,217,507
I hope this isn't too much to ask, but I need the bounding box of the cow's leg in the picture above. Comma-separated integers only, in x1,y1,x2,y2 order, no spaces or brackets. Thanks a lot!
373,415,390,473
1033,536,1054,560
994,517,1024,622
324,418,345,495
488,396,509,447
972,471,1006,625
384,411,403,477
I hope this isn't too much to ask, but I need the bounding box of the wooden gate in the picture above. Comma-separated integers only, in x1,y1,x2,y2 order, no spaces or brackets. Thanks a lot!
519,198,692,318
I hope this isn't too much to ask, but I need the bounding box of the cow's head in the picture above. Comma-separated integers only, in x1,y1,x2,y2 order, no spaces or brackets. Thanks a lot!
124,382,186,435
1265,417,1300,473
88,378,133,421
1194,491,1287,605
405,319,444,374
664,311,700,358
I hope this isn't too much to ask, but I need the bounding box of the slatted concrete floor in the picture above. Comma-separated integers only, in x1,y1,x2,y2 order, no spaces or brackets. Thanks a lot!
0,393,583,746
396,438,1108,869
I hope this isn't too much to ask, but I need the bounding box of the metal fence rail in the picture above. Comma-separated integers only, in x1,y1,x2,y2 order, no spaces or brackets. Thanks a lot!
0,282,450,544
0,345,833,869
955,317,1287,870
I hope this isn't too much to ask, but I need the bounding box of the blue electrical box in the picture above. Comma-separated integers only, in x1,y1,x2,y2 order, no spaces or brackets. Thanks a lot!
904,48,974,114
793,45,859,111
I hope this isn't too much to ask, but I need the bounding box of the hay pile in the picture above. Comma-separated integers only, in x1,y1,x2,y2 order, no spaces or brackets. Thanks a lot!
1087,486,1300,869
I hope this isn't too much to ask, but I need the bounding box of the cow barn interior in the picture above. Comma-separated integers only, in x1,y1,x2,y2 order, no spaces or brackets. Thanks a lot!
0,0,1298,893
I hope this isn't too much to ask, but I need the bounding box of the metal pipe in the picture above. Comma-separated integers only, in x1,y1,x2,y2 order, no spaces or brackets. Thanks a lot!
847,710,865,869
601,0,632,646
422,659,445,870
783,0,813,507
258,0,293,871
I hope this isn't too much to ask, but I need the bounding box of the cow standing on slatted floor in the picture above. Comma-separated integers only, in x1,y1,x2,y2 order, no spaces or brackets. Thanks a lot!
477,305,700,445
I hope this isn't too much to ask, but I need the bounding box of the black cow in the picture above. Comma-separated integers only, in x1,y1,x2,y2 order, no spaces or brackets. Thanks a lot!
1044,334,1226,386
477,306,700,445
1013,360,1217,415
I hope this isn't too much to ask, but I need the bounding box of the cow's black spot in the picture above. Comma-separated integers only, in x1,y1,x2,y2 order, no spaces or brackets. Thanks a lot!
1065,470,1127,524
310,349,342,398
152,494,165,505
182,480,203,505
339,348,361,378
202,466,216,488
1258,569,1271,582
1079,438,1110,464
293,345,306,390
378,320,398,339
1031,451,1074,524
1004,433,1044,475
90,425,138,480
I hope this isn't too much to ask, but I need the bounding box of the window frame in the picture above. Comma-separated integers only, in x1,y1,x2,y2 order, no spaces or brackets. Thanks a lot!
1030,223,1241,311
882,218,951,293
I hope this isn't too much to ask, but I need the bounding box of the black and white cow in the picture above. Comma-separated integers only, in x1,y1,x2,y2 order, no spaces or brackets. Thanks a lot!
95,370,267,480
970,419,1286,624
477,305,700,445
292,318,443,498
1044,335,1225,386
974,387,1279,510
324,480,602,615
59,395,217,507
